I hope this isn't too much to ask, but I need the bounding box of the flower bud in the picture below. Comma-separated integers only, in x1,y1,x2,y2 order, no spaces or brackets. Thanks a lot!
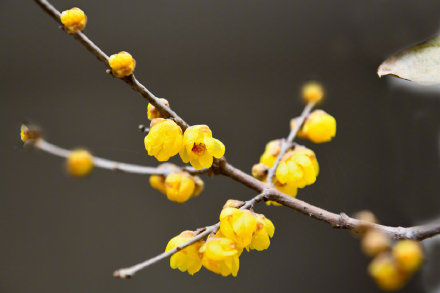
164,172,195,203
259,139,283,168
147,98,169,120
223,199,245,209
149,174,166,194
66,149,93,177
109,51,136,78
20,124,41,142
392,240,423,273
302,81,324,103
301,110,336,143
368,253,407,291
361,230,391,257
192,176,204,197
251,163,268,181
60,8,87,34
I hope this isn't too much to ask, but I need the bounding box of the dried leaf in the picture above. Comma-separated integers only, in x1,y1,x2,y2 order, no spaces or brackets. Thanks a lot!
378,35,440,86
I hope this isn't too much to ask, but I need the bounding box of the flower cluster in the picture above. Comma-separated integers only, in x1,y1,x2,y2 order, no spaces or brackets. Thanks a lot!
144,116,225,170
252,82,335,204
165,201,274,276
149,163,204,203
355,211,424,291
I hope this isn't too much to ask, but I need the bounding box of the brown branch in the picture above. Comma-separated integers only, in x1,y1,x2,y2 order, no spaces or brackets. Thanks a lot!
33,138,206,176
34,0,188,130
266,102,315,184
114,192,267,278
32,0,440,279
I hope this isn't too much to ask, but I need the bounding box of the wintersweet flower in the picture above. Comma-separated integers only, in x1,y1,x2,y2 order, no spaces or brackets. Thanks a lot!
179,125,225,170
219,208,257,249
300,110,336,143
164,172,196,203
259,139,282,168
200,236,241,277
392,240,423,273
247,214,275,251
60,8,87,34
276,147,319,189
302,81,324,104
368,253,406,291
165,231,204,275
149,174,167,194
147,98,169,120
109,51,136,78
144,118,183,161
66,149,93,177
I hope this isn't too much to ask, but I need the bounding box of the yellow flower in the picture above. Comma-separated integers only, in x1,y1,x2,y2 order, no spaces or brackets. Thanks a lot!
144,118,183,161
247,214,275,251
20,124,40,142
66,149,93,177
276,147,319,189
392,240,423,273
302,81,324,104
60,8,87,34
368,253,407,291
200,236,241,277
301,110,336,143
149,174,166,194
165,172,196,203
259,139,282,168
147,98,169,120
165,231,204,275
219,208,257,249
109,51,136,78
179,125,225,170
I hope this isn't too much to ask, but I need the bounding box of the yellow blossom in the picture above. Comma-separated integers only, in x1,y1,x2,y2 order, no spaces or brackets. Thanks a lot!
276,147,319,189
368,254,406,291
219,208,257,249
66,149,93,177
144,118,183,161
259,139,282,168
392,240,423,273
165,231,204,275
200,236,241,277
302,81,324,104
251,163,268,181
149,174,166,194
164,172,196,203
301,110,336,143
247,214,275,251
147,98,169,120
179,125,225,170
60,8,87,34
109,51,136,78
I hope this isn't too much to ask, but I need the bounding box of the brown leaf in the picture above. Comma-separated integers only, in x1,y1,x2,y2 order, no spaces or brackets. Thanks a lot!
378,35,440,86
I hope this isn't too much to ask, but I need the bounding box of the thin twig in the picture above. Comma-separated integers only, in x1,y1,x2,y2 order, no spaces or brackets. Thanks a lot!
113,192,267,278
34,138,206,176
32,0,440,279
266,102,315,184
33,0,188,130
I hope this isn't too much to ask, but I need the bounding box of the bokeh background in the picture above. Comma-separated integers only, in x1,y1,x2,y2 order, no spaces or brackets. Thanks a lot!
1,0,440,292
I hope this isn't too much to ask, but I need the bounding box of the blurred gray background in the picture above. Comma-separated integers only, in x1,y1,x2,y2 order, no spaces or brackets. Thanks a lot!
1,0,440,292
